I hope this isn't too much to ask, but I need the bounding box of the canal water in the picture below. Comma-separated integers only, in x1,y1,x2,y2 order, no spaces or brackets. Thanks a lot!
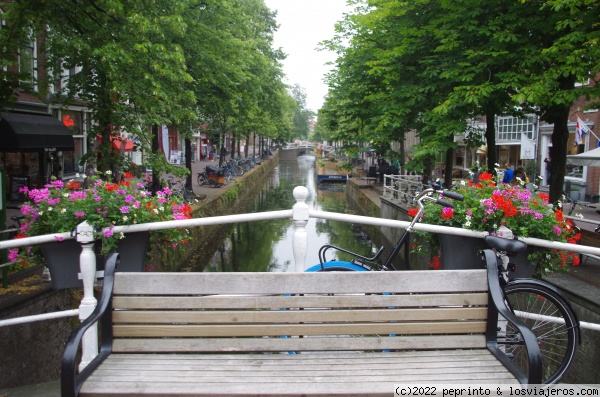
183,156,395,272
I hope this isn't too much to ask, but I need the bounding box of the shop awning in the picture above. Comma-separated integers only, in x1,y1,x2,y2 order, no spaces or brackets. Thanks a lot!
0,112,75,152
111,136,135,152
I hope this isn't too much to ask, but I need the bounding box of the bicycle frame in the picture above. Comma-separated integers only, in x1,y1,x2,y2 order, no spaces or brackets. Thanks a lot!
317,185,463,270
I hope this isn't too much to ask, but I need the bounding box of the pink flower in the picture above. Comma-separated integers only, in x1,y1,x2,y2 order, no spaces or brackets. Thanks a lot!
8,249,19,262
103,229,114,238
120,206,130,214
75,211,85,217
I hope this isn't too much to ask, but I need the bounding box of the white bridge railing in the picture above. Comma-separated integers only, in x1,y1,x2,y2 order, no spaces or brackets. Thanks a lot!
382,174,423,203
1,185,600,368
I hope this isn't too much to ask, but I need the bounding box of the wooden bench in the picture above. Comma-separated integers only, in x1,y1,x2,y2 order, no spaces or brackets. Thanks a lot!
62,254,542,397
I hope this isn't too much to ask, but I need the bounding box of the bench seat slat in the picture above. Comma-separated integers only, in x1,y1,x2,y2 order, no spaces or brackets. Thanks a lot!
113,270,488,295
112,293,489,309
113,321,487,338
112,307,489,324
112,334,487,352
102,349,495,361
79,351,519,397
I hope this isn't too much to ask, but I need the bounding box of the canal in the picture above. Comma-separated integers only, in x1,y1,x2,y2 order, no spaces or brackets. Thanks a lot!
181,156,398,272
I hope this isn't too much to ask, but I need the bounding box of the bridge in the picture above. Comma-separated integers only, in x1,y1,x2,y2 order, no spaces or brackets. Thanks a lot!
279,145,317,160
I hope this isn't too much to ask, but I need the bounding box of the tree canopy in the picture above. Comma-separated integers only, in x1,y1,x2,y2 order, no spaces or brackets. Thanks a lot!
321,0,600,201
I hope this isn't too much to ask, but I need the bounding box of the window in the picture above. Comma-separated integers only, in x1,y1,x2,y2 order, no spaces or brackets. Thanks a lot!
19,33,37,91
496,116,536,142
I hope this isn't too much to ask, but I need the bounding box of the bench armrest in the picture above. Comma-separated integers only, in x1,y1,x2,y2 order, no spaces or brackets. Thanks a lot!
61,253,119,397
484,249,542,385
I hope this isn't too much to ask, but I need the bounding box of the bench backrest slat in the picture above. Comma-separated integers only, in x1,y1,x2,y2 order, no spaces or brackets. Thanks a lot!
112,293,488,309
110,270,490,353
112,335,487,353
113,270,487,295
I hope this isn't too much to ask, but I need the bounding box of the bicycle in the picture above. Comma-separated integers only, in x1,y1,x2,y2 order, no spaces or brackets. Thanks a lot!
167,177,197,204
305,186,579,385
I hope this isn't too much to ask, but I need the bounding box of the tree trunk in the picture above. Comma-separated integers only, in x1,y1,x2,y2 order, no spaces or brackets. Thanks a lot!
549,107,570,204
485,111,497,176
444,147,454,188
185,138,192,189
151,125,161,195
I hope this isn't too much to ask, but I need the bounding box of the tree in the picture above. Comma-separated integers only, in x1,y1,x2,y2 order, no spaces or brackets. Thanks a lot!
289,84,313,140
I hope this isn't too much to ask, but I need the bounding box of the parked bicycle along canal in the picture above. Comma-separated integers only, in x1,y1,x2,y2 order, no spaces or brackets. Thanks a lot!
180,155,407,273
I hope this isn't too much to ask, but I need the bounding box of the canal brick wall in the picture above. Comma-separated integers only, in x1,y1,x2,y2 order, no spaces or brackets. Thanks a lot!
146,153,279,272
0,285,77,389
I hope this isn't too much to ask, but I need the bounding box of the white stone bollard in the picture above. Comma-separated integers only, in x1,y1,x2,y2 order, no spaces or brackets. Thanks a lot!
292,186,309,272
76,221,98,370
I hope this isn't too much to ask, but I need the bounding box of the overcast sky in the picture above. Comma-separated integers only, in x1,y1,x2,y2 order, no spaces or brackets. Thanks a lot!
263,0,352,113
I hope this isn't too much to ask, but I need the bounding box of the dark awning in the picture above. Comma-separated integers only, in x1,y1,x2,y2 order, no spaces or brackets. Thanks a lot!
0,112,75,152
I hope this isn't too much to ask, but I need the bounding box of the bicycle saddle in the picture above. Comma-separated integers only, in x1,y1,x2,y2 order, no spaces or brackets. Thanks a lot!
484,235,527,255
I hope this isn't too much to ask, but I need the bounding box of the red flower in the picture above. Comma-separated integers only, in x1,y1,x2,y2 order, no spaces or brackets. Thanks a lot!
407,207,419,217
104,183,119,192
123,172,134,179
66,181,81,190
429,256,441,270
555,209,564,222
538,193,550,202
479,172,493,181
440,207,454,219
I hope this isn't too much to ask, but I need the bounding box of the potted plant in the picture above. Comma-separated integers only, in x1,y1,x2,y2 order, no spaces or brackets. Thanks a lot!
409,171,580,277
9,171,193,288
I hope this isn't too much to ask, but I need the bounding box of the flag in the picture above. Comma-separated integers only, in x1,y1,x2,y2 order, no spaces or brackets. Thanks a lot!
520,133,535,159
575,117,592,146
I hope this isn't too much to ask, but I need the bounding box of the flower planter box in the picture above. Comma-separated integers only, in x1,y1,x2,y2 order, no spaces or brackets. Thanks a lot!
39,231,150,289
439,233,534,279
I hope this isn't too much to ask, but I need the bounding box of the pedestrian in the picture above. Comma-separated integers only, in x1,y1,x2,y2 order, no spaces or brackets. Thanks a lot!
544,156,551,184
502,163,514,184
513,166,528,185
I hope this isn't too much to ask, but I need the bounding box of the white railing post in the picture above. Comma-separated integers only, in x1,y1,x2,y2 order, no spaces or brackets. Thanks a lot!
292,186,309,272
76,221,98,370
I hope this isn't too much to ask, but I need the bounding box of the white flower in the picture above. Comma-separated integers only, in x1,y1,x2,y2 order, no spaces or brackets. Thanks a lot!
153,209,159,214
460,180,466,186
75,173,80,178
105,170,112,175
48,207,53,211
492,224,498,229
63,193,69,198
61,209,66,213
122,216,128,222
159,206,164,212
118,232,125,239
464,221,471,227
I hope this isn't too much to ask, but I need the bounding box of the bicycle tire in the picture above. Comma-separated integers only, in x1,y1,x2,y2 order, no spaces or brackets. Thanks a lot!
305,261,369,272
500,281,579,384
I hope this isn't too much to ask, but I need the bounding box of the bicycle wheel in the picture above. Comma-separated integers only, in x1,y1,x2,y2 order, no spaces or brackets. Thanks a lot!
305,261,369,272
197,173,206,185
499,281,579,384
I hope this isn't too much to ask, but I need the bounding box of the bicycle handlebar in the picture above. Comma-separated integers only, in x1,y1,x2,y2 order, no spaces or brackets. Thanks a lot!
440,190,464,201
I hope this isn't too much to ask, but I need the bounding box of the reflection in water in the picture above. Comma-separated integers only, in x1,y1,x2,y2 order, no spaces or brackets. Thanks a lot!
187,156,380,272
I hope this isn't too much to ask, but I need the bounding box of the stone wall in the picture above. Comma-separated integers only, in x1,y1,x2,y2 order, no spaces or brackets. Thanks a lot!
0,286,77,389
147,154,279,271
